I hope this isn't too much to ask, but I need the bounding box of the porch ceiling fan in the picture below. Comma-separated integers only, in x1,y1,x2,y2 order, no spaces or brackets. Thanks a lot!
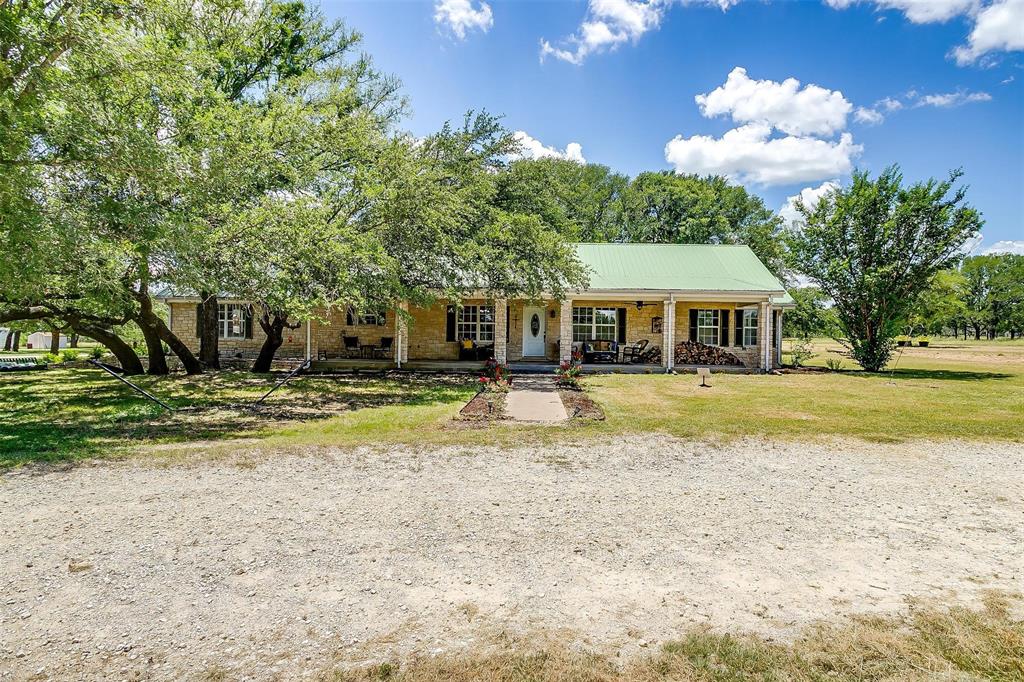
634,300,657,310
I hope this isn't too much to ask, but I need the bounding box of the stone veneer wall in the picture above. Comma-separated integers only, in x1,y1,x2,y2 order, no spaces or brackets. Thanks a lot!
168,302,307,358
169,298,779,367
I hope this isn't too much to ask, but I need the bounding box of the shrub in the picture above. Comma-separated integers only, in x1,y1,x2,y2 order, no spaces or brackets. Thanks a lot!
40,353,61,365
789,337,817,368
60,349,80,363
479,358,512,392
90,346,104,359
825,357,843,371
554,351,584,388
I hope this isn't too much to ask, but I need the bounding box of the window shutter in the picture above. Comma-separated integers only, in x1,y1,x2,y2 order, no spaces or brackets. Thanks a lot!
446,305,456,342
617,308,627,343
244,307,253,339
345,307,355,326
735,312,744,346
772,310,778,347
506,306,510,342
720,309,729,346
689,309,698,342
195,303,203,338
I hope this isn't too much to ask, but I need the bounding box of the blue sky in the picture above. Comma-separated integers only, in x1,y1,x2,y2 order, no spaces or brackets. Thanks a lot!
324,0,1023,253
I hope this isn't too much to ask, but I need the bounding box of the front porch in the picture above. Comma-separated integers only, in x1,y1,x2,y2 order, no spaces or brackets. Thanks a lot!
308,359,754,375
302,295,784,373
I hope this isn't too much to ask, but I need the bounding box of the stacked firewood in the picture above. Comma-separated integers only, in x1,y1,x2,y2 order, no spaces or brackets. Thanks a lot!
674,341,744,366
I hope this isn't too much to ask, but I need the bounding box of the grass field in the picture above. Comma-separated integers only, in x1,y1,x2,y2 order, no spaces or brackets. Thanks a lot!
1,337,1021,467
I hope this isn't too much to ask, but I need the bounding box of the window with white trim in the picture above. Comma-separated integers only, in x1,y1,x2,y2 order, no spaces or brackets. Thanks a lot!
742,309,759,347
218,303,249,339
572,307,617,342
457,305,494,341
697,309,719,346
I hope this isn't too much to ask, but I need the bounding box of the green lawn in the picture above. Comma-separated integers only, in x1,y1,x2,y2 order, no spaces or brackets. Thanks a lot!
584,337,1024,443
1,337,1021,467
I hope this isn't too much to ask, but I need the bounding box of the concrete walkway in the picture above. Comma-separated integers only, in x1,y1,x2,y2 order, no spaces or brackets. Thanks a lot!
505,377,568,423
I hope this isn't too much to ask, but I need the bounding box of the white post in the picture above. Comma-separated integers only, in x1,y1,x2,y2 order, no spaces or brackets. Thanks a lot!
662,298,673,371
395,302,409,368
760,300,772,371
775,309,783,368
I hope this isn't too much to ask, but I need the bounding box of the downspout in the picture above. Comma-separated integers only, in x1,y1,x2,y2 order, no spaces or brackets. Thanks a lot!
395,313,402,369
304,318,311,362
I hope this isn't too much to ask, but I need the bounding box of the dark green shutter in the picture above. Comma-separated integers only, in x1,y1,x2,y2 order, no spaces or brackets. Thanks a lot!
244,306,253,339
617,308,627,343
446,305,456,342
689,309,698,342
772,310,778,349
345,307,355,326
735,311,744,346
506,305,510,342
195,303,203,338
720,309,729,346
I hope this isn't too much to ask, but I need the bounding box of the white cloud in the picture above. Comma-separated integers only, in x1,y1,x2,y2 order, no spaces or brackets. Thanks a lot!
854,106,885,124
664,123,861,185
959,233,986,255
915,90,992,107
694,67,853,136
540,0,666,65
778,181,840,228
879,96,904,111
511,131,587,163
953,0,1024,64
981,239,1024,255
825,0,977,23
540,0,735,65
434,0,493,40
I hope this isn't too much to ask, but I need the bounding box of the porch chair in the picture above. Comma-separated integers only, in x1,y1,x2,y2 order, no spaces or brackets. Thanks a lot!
342,335,360,358
620,339,649,363
374,337,394,359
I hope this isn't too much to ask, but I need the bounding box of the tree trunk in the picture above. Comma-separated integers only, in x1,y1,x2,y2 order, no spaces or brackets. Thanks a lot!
73,323,145,375
137,318,170,375
973,323,981,340
50,327,61,354
70,334,79,348
199,293,220,370
252,311,299,373
11,330,20,351
136,298,200,374
3,331,11,351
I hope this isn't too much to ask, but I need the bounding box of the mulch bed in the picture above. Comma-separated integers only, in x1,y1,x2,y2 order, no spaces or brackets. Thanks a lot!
559,389,605,420
457,390,507,421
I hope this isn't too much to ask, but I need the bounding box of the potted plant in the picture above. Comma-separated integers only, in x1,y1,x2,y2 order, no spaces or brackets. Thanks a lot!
895,335,911,347
916,336,930,347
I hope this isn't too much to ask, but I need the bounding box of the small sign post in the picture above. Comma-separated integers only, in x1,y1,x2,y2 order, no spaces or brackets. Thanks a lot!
697,367,711,388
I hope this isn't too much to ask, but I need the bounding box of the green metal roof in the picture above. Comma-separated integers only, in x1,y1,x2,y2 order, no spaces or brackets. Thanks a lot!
574,243,787,294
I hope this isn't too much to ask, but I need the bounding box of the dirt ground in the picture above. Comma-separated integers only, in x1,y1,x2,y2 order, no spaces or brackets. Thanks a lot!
1,437,1022,680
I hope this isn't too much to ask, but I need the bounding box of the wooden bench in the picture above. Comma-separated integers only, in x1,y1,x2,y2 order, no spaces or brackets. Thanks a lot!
0,356,46,371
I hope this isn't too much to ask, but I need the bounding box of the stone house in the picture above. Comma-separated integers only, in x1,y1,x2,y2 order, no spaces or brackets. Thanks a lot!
158,243,793,371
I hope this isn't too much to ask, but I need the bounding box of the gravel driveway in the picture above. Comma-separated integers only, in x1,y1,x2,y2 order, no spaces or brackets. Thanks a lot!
2,437,1022,680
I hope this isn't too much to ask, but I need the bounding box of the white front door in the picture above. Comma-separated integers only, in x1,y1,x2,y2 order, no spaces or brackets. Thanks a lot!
522,306,546,357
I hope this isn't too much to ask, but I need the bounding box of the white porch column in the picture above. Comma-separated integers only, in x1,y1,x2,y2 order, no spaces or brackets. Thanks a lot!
309,317,319,361
760,300,772,371
559,299,573,363
662,299,673,370
775,309,783,368
494,299,508,364
395,302,409,366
